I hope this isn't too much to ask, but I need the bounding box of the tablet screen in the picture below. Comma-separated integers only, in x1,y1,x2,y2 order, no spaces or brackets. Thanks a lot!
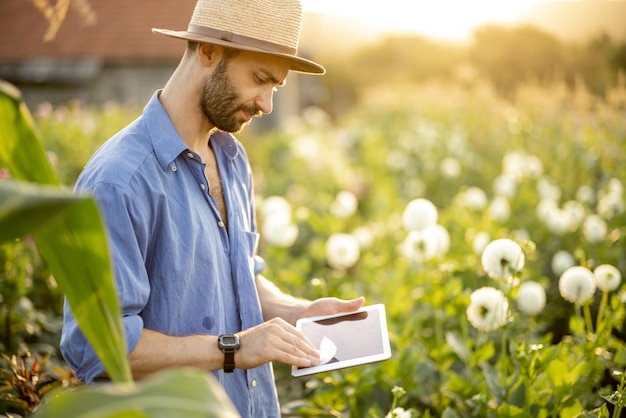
292,304,391,377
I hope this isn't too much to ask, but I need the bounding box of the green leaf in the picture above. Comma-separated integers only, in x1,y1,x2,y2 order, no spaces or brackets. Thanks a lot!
445,331,471,363
441,407,461,418
586,404,611,418
34,197,132,383
0,181,82,242
559,396,583,417
496,403,531,418
481,363,505,404
568,314,585,336
31,369,240,418
532,344,561,378
445,372,476,399
0,84,132,383
0,81,59,185
546,357,571,392
506,379,526,409
471,341,495,367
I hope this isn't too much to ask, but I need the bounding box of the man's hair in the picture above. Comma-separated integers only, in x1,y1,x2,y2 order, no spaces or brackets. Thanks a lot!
185,41,240,61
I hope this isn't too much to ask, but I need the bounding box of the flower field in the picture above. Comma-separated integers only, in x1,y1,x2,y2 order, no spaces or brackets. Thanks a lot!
244,80,626,417
5,78,626,417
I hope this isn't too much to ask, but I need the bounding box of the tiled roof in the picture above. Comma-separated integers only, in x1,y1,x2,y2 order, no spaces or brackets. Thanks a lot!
0,0,197,63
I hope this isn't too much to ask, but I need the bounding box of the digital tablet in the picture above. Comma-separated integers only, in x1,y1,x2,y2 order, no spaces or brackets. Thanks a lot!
291,304,391,377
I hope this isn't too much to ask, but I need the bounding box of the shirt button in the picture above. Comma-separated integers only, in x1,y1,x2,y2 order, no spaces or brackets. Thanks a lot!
251,379,257,388
171,166,177,172
187,152,194,158
218,221,225,228
200,184,206,191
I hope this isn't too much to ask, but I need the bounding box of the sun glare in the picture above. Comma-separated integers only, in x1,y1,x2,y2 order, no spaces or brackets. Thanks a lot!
301,0,551,40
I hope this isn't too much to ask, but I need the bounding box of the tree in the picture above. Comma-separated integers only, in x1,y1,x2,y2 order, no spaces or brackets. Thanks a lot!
469,24,566,93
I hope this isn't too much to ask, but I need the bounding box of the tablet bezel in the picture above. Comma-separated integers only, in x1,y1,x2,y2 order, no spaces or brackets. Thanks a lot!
291,304,391,377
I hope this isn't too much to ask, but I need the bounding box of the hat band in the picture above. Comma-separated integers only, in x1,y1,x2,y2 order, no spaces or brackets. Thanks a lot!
187,24,297,55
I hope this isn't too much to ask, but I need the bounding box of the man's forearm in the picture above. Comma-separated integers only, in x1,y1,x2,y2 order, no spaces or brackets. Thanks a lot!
128,328,221,380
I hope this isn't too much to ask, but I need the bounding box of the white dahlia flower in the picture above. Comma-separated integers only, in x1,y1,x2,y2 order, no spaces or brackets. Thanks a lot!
330,190,358,219
582,214,607,244
594,264,622,292
481,238,525,280
466,287,510,332
260,195,292,218
402,198,438,231
551,250,576,277
559,266,596,304
326,233,360,270
516,281,547,316
472,232,491,255
261,212,298,248
400,229,439,263
464,187,488,211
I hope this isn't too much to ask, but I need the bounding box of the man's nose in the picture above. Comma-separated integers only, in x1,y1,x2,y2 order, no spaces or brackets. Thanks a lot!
255,86,275,115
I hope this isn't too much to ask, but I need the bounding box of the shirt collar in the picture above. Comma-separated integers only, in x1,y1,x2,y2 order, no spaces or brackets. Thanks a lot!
144,91,240,169
144,91,188,172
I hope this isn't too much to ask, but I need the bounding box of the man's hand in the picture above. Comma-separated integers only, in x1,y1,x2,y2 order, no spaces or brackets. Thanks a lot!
296,296,366,323
235,317,321,369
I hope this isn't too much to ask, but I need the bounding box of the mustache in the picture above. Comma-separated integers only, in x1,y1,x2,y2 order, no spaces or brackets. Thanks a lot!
241,105,262,118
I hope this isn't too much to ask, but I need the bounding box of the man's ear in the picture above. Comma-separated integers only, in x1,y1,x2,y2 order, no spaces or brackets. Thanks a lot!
197,43,221,68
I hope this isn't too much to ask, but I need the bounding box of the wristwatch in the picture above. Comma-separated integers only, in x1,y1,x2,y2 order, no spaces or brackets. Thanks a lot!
217,334,240,373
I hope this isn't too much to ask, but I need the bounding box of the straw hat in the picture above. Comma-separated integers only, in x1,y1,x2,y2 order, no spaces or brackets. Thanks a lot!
152,0,325,74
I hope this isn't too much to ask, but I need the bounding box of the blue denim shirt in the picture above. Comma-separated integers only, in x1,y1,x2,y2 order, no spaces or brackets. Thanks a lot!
60,91,280,417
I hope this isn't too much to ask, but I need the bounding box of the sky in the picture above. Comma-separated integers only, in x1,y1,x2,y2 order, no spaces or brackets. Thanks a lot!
300,0,560,41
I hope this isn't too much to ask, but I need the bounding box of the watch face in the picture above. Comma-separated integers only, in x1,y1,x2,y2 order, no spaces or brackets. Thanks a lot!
222,335,237,345
219,334,240,349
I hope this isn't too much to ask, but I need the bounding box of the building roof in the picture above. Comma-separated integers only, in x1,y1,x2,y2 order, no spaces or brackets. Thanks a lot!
0,0,197,63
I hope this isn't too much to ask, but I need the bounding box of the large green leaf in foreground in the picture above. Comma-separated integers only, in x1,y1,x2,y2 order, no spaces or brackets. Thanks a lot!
0,181,81,241
0,81,132,383
33,369,241,418
0,80,58,186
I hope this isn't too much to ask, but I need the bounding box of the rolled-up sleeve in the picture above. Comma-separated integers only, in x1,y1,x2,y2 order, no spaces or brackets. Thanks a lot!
60,180,151,383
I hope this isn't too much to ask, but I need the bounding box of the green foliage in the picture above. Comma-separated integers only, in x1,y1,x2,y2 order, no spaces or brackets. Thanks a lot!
32,101,141,185
0,237,59,355
0,83,132,384
34,369,240,418
0,351,76,416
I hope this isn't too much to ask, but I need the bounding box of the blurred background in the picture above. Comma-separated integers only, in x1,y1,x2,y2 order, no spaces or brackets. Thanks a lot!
1,0,625,129
2,1,626,416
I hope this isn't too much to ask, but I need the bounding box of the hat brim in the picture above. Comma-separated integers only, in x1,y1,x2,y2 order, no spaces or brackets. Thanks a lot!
152,28,325,75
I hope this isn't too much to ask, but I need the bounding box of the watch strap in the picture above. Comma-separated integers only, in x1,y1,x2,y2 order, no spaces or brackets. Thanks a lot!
223,351,236,373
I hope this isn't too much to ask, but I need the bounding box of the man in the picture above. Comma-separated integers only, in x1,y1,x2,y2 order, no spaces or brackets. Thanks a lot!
59,0,364,416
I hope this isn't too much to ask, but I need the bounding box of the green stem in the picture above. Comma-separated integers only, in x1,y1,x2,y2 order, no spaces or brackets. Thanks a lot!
2,304,10,352
596,291,609,335
461,309,469,342
501,329,508,377
583,304,594,336
575,304,583,336
435,309,443,348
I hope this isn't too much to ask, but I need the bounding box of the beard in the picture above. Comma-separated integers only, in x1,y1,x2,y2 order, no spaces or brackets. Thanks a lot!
199,58,260,133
